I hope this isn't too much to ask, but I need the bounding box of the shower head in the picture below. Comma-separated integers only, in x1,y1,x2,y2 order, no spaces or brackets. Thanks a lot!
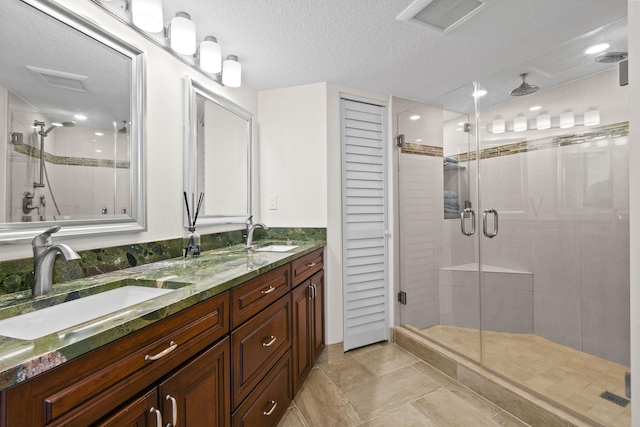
509,73,539,97
595,52,628,63
41,120,77,135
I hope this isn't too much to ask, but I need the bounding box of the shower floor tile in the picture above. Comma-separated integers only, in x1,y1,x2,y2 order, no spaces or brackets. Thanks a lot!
421,325,630,427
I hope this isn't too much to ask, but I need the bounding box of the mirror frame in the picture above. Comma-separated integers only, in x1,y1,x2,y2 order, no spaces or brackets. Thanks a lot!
184,77,252,227
0,0,146,244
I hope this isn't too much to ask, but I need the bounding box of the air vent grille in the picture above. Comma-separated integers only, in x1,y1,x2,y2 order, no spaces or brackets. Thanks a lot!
26,66,90,92
397,0,488,33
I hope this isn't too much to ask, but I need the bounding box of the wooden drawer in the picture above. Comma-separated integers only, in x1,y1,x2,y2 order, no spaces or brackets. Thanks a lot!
4,291,230,426
291,248,323,286
231,264,290,328
232,350,292,427
231,295,291,409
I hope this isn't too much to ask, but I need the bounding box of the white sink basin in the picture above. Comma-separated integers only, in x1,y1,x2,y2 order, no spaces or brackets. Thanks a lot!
255,245,299,252
0,286,173,340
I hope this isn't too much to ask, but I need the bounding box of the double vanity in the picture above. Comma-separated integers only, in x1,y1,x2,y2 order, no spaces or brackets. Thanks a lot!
0,241,325,426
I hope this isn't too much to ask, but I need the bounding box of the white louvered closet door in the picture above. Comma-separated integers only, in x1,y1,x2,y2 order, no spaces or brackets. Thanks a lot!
341,97,388,352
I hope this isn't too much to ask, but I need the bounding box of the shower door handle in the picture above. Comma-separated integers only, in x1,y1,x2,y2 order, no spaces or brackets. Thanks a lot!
460,208,476,236
482,209,499,238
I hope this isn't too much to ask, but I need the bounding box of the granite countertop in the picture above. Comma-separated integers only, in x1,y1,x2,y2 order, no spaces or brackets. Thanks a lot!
0,240,325,390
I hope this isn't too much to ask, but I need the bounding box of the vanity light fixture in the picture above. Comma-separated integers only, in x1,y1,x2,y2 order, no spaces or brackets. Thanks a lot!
584,109,600,126
536,113,551,130
560,111,575,128
513,116,527,132
131,0,164,33
492,118,505,134
168,12,197,55
222,55,242,87
196,36,222,74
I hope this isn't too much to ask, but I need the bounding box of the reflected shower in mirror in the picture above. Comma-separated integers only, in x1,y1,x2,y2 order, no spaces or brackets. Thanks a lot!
0,0,145,243
184,78,252,226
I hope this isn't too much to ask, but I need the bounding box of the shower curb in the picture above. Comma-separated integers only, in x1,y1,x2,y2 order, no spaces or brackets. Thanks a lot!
395,326,602,427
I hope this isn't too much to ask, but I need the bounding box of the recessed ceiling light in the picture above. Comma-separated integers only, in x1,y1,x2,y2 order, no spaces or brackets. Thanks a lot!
416,139,423,142
529,106,541,111
410,115,421,120
51,122,63,127
473,89,487,98
585,43,610,55
457,122,465,126
74,114,87,120
95,149,102,153
95,132,104,136
456,127,463,131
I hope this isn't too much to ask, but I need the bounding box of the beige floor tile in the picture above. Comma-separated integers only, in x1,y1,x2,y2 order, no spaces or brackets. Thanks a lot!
345,365,440,419
277,406,309,427
358,403,439,427
318,354,375,390
412,389,501,427
353,343,419,376
316,342,348,365
412,361,502,418
491,411,531,427
294,367,367,427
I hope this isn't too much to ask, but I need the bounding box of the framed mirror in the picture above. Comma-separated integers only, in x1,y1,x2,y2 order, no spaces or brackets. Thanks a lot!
184,78,252,226
0,0,145,244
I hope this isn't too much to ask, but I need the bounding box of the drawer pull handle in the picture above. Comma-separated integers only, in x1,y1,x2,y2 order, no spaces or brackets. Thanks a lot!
149,407,163,427
263,400,278,416
306,262,317,268
145,341,178,361
166,394,178,427
261,285,276,295
262,335,277,347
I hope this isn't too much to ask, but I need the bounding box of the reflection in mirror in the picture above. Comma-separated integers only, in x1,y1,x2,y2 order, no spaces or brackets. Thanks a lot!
184,78,252,226
0,0,145,243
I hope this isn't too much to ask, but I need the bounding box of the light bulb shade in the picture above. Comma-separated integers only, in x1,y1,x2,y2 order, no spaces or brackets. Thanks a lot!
222,55,242,87
513,116,527,132
560,111,575,129
492,118,505,134
584,109,600,126
198,36,222,74
131,0,164,33
169,12,196,55
536,113,551,130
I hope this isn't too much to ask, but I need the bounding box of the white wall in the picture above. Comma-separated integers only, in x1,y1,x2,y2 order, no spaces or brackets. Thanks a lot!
257,83,327,228
628,1,640,424
0,0,258,261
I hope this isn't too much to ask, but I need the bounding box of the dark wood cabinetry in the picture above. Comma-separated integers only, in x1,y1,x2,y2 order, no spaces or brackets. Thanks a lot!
0,246,325,427
291,249,325,393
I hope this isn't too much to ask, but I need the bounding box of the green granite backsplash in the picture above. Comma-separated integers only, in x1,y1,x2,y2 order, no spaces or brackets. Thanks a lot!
0,227,326,295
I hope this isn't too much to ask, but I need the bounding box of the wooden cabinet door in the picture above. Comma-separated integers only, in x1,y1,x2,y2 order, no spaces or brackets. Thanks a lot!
291,281,312,394
96,389,159,427
159,337,231,427
310,270,325,364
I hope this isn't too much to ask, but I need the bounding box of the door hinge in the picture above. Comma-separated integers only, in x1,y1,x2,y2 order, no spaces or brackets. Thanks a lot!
396,134,405,148
626,372,631,398
398,291,407,305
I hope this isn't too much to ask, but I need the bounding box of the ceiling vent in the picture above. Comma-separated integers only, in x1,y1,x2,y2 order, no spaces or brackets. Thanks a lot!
26,66,91,92
397,0,489,33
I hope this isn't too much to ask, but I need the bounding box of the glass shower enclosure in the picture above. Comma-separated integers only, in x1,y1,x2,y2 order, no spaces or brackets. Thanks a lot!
398,17,630,426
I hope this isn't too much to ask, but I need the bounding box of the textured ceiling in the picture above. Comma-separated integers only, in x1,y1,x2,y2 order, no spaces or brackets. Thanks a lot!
162,0,628,103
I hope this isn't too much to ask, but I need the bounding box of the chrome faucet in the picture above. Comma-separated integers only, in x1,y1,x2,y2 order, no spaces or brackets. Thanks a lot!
32,226,80,296
246,215,268,248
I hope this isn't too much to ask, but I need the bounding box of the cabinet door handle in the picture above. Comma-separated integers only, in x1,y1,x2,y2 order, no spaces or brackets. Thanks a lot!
308,284,313,300
166,395,178,427
262,335,277,347
263,400,278,416
149,407,163,427
261,285,276,295
145,341,178,361
306,262,317,268
312,283,317,299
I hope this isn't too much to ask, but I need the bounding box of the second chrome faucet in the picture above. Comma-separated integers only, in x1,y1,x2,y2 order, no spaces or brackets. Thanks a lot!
246,216,268,248
32,226,80,296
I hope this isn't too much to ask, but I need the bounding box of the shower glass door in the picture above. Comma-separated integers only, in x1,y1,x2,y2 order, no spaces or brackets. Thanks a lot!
475,18,630,424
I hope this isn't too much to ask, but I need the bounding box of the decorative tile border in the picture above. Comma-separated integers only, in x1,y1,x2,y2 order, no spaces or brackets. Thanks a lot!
0,227,326,295
450,122,628,163
401,143,443,157
13,143,130,169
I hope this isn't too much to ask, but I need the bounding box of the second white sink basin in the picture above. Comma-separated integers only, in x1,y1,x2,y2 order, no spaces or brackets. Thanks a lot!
0,286,173,341
255,245,299,252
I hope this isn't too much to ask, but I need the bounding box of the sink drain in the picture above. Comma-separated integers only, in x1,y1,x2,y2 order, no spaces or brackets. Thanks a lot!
600,391,630,407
